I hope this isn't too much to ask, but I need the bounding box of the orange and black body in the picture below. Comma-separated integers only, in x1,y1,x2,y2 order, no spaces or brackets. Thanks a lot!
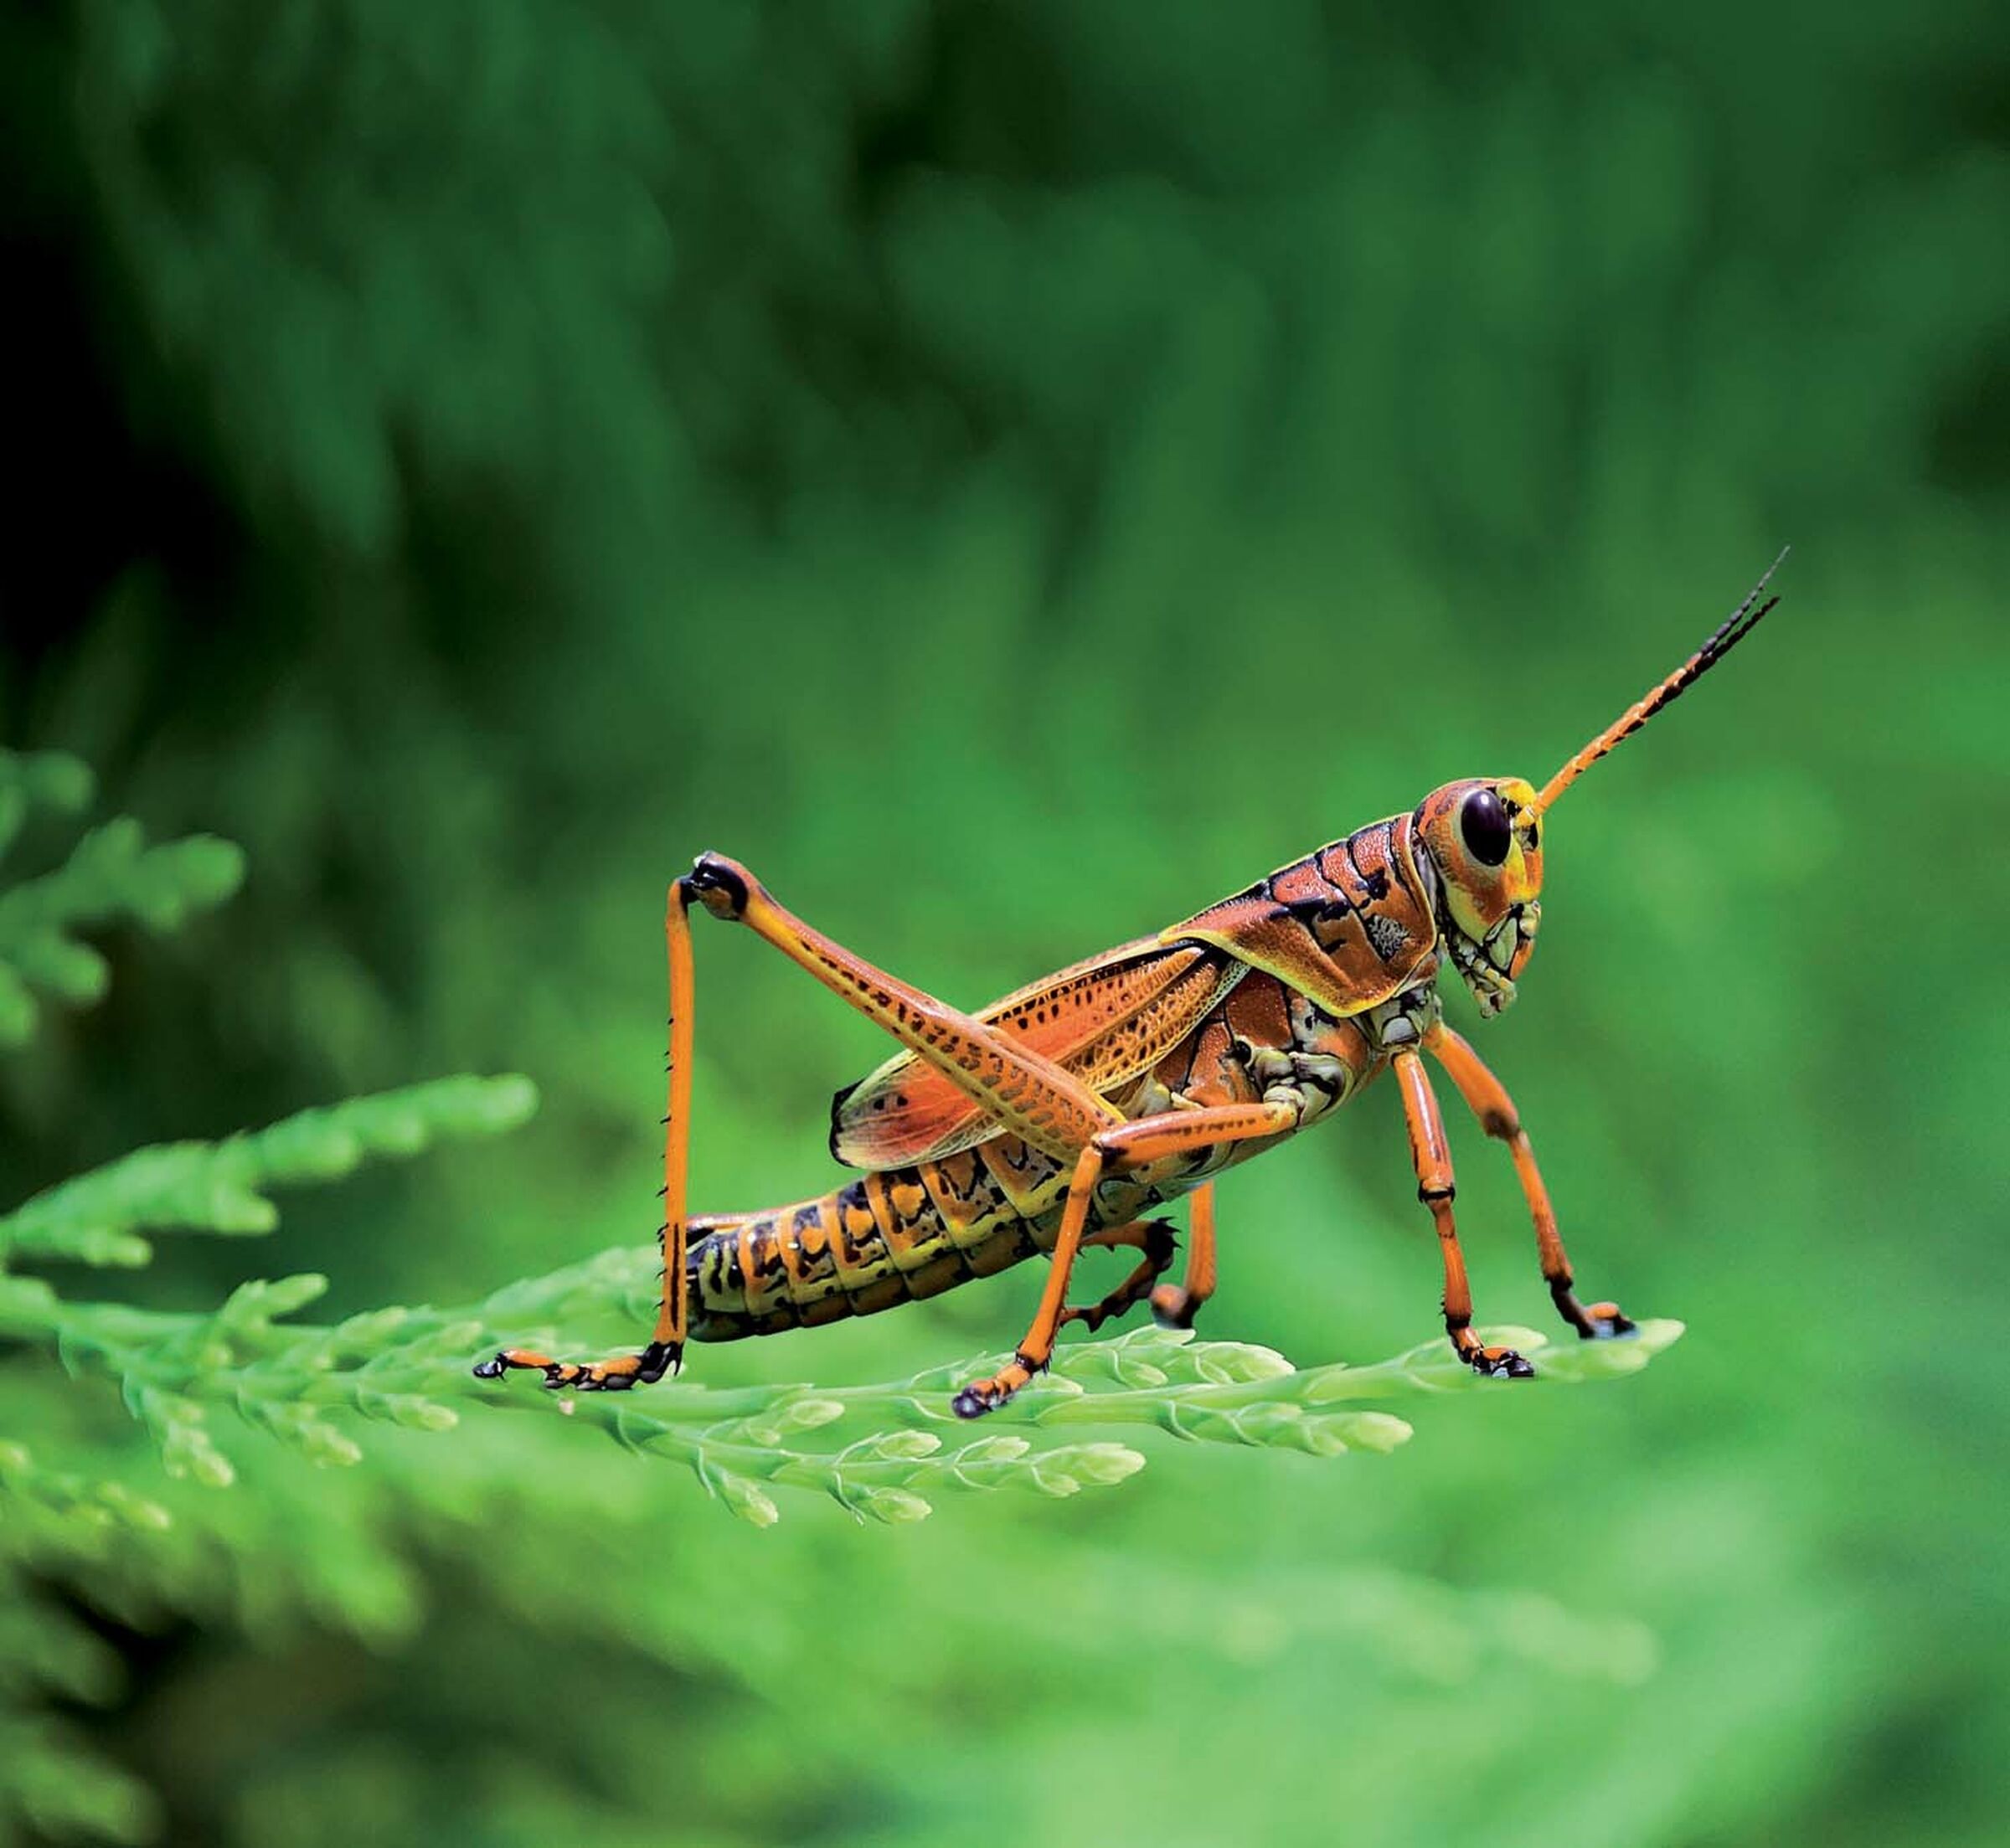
678,814,1439,1342
477,559,1785,1414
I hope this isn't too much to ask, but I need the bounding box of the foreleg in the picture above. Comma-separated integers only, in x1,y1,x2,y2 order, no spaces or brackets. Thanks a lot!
1391,1049,1533,1379
1424,1022,1633,1341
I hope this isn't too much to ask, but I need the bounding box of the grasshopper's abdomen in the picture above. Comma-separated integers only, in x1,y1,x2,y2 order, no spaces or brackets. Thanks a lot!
684,1137,1089,1341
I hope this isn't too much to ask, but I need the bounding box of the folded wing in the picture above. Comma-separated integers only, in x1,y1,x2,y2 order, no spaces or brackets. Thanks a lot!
829,937,1244,1169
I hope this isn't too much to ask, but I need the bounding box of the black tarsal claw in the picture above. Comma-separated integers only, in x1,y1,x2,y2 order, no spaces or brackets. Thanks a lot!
472,1353,506,1380
1471,1349,1536,1380
951,1387,992,1420
637,1341,682,1384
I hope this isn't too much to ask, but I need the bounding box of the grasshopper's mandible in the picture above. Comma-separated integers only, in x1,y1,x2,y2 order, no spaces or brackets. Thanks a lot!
478,560,1784,1418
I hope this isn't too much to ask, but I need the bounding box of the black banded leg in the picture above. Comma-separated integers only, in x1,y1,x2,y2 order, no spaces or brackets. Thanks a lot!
953,1101,1297,1418
1151,1181,1217,1329
472,1341,682,1392
1391,1049,1533,1380
680,852,1124,1164
482,846,1127,1402
1058,1220,1178,1336
1424,1022,1635,1342
474,880,700,1392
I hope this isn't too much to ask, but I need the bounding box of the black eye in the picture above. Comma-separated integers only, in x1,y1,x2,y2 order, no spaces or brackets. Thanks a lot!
1459,789,1512,867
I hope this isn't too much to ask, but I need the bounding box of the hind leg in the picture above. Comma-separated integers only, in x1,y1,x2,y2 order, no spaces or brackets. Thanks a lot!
475,881,701,1391
678,852,1125,1161
479,852,1131,1393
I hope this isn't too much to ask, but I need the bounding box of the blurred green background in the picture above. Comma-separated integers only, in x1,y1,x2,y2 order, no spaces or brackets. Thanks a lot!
5,2,2008,1844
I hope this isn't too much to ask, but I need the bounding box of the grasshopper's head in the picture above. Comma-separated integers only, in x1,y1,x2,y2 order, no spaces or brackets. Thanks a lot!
1415,553,1786,1021
1414,777,1544,1017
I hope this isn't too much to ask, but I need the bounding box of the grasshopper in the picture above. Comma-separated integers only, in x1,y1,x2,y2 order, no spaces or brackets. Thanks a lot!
477,561,1782,1418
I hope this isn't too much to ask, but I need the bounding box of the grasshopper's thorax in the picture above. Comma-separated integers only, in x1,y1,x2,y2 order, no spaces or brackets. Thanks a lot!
1360,977,1445,1054
1411,776,1544,1019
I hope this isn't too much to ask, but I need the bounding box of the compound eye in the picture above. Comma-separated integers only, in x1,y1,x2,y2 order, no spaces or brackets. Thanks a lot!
1459,788,1512,867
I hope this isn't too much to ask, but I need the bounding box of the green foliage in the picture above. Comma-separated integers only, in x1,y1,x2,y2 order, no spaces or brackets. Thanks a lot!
0,774,539,1841
458,1292,1676,1525
0,1077,536,1483
0,1078,537,1272
0,749,242,1048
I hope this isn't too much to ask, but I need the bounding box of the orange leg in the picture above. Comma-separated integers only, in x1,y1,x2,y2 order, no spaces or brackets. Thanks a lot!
477,883,700,1390
1150,1181,1217,1329
683,852,1124,1162
1391,1048,1533,1380
1059,1220,1178,1335
480,852,1126,1393
953,1103,1296,1418
1424,1022,1634,1341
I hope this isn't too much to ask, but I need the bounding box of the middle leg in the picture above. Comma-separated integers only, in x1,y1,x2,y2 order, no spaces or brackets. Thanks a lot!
1058,1220,1178,1336
953,1102,1297,1417
1150,1181,1217,1330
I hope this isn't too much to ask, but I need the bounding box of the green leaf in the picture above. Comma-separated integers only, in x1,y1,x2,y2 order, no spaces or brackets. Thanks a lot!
0,749,94,865
0,798,245,1048
0,1076,539,1269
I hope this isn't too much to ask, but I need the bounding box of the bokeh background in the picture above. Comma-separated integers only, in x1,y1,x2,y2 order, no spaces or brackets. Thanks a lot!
5,3,2008,1844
